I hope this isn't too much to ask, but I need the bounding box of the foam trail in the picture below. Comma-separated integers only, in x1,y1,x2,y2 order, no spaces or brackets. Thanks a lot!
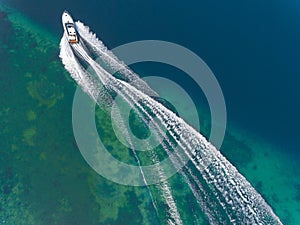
60,38,161,221
70,28,247,223
77,27,282,223
70,41,183,224
60,21,283,225
74,42,280,224
81,38,280,223
74,46,183,225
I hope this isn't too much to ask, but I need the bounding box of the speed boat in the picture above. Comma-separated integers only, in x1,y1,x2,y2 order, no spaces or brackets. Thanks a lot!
62,11,79,44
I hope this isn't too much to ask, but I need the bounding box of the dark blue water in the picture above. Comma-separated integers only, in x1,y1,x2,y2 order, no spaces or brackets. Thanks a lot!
5,0,300,156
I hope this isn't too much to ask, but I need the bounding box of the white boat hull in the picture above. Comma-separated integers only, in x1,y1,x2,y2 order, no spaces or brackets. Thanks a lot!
62,11,79,44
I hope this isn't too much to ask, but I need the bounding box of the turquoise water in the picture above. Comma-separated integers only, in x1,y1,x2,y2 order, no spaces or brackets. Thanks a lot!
0,1,299,224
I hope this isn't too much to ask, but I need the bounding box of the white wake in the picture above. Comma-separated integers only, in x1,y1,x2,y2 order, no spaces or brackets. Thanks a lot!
59,21,282,225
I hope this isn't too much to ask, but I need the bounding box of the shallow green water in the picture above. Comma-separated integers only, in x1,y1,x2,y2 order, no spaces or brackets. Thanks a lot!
0,4,299,225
